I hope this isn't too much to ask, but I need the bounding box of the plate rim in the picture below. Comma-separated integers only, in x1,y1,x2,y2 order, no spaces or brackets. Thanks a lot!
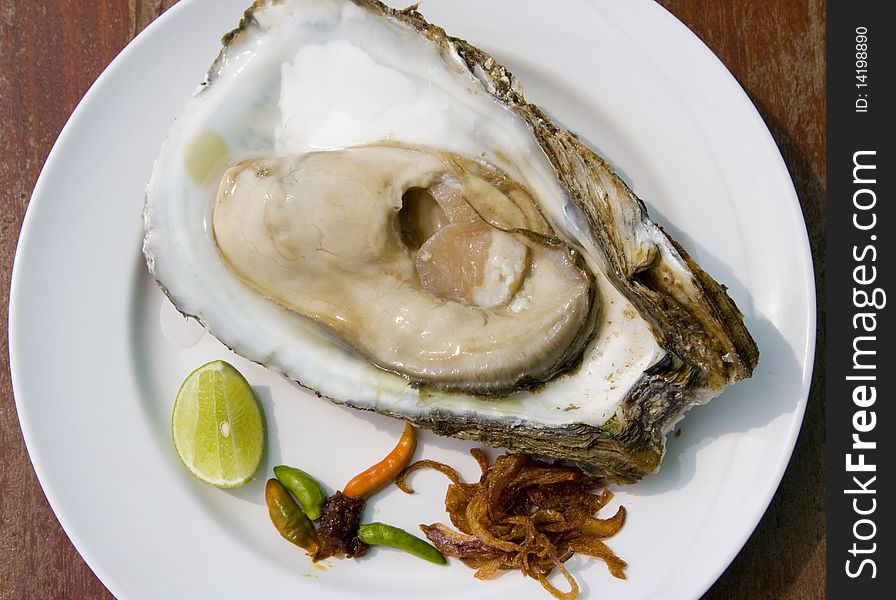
646,3,817,595
8,0,817,598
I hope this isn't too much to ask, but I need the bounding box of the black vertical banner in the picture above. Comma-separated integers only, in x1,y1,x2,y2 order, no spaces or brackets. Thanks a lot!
827,2,894,597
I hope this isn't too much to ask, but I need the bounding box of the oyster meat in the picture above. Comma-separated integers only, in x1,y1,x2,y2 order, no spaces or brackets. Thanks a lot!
143,0,758,482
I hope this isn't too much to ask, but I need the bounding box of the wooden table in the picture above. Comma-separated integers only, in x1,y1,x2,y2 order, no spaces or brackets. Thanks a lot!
0,1,824,597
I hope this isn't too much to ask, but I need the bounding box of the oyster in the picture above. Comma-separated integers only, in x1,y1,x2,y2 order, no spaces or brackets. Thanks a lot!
143,0,758,482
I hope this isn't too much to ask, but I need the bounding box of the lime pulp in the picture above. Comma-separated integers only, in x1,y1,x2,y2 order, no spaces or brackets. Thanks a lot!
171,360,265,488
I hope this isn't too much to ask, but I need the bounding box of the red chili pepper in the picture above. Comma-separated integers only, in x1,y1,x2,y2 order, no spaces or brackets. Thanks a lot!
343,423,417,499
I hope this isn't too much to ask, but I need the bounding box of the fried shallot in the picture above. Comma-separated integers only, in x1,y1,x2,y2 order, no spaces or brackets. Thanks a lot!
396,451,626,600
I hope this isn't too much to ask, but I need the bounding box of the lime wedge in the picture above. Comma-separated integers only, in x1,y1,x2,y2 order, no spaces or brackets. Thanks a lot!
172,360,265,488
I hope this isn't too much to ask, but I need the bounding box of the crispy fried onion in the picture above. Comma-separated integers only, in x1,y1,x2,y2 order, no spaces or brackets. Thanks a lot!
396,451,626,599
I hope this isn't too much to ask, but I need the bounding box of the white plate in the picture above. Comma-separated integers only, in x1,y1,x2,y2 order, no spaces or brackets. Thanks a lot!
9,0,815,598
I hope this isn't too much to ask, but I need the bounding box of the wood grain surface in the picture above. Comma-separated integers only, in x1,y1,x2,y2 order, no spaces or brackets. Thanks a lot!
0,1,825,598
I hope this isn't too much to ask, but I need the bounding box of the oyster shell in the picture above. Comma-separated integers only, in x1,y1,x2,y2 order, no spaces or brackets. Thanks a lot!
143,0,758,482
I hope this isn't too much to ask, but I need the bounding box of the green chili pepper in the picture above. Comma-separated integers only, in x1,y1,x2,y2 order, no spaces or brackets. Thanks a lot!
357,522,447,565
265,479,319,555
274,465,327,520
